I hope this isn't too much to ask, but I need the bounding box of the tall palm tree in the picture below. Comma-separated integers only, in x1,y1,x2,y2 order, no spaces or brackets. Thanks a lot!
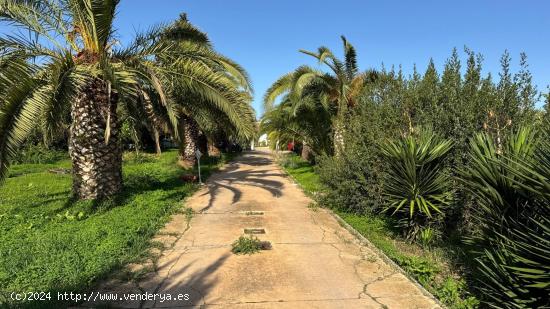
160,14,255,166
263,36,374,154
0,0,166,199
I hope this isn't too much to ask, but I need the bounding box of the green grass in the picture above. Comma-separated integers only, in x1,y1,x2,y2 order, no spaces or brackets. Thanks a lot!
278,154,320,194
279,153,479,309
0,150,232,308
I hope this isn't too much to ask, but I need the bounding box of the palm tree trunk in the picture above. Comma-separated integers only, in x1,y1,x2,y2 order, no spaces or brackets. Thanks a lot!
142,91,162,156
301,140,312,161
69,78,122,200
153,127,161,156
207,138,221,157
333,121,345,157
179,115,199,166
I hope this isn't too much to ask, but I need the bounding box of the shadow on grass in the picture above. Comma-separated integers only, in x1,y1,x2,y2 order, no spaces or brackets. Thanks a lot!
0,152,238,308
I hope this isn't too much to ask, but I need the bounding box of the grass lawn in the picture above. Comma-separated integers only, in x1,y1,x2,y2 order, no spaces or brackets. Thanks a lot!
0,150,231,308
279,153,479,309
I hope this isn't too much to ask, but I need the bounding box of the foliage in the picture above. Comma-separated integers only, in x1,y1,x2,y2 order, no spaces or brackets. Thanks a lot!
461,126,550,308
261,95,332,156
12,143,67,165
231,235,262,255
262,36,379,154
418,226,441,248
380,130,453,240
278,153,320,194
0,150,230,307
433,278,480,309
0,2,255,196
314,79,402,213
123,151,157,164
265,40,544,308
159,14,256,147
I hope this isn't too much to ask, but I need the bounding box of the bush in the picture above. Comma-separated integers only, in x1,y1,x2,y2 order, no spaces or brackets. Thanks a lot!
316,95,400,213
418,226,441,248
379,130,453,240
279,154,301,169
13,143,67,164
461,127,550,308
123,152,157,164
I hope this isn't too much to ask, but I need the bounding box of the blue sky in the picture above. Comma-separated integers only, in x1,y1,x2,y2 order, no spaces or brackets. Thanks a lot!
4,1,550,116
114,0,549,116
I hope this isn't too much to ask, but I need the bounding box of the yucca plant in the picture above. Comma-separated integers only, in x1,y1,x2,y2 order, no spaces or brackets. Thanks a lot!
461,126,549,308
380,130,453,240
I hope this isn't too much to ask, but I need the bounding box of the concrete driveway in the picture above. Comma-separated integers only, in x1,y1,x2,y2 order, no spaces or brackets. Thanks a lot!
86,149,440,308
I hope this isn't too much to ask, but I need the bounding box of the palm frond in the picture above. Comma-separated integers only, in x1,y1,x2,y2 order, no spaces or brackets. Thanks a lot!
263,71,294,111
341,35,358,80
0,59,46,183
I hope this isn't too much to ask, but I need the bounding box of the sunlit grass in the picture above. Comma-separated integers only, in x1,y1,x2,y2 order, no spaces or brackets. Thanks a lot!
0,150,231,308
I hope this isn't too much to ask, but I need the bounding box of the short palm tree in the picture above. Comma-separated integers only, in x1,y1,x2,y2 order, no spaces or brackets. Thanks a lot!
263,36,375,154
261,95,332,157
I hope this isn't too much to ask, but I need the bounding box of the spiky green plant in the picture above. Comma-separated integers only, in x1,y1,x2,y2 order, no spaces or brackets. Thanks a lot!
461,126,549,308
379,130,453,240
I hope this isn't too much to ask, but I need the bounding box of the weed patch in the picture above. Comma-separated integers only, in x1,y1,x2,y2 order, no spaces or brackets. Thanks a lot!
231,235,271,255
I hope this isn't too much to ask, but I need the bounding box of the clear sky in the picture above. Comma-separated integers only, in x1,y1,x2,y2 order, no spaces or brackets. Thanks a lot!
5,1,550,116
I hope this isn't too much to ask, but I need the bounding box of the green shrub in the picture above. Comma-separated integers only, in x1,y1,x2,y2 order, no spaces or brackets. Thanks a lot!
123,152,157,164
418,226,440,248
13,144,67,164
315,97,398,213
279,154,300,169
397,255,440,285
434,278,480,309
461,127,550,308
379,131,453,240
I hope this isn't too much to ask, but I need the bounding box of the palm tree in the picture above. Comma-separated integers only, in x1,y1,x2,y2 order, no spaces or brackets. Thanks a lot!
159,14,255,166
0,0,161,199
0,2,253,199
263,36,375,154
260,94,332,158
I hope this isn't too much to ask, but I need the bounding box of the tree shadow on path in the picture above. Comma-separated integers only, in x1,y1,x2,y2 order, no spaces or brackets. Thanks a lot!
198,152,285,213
